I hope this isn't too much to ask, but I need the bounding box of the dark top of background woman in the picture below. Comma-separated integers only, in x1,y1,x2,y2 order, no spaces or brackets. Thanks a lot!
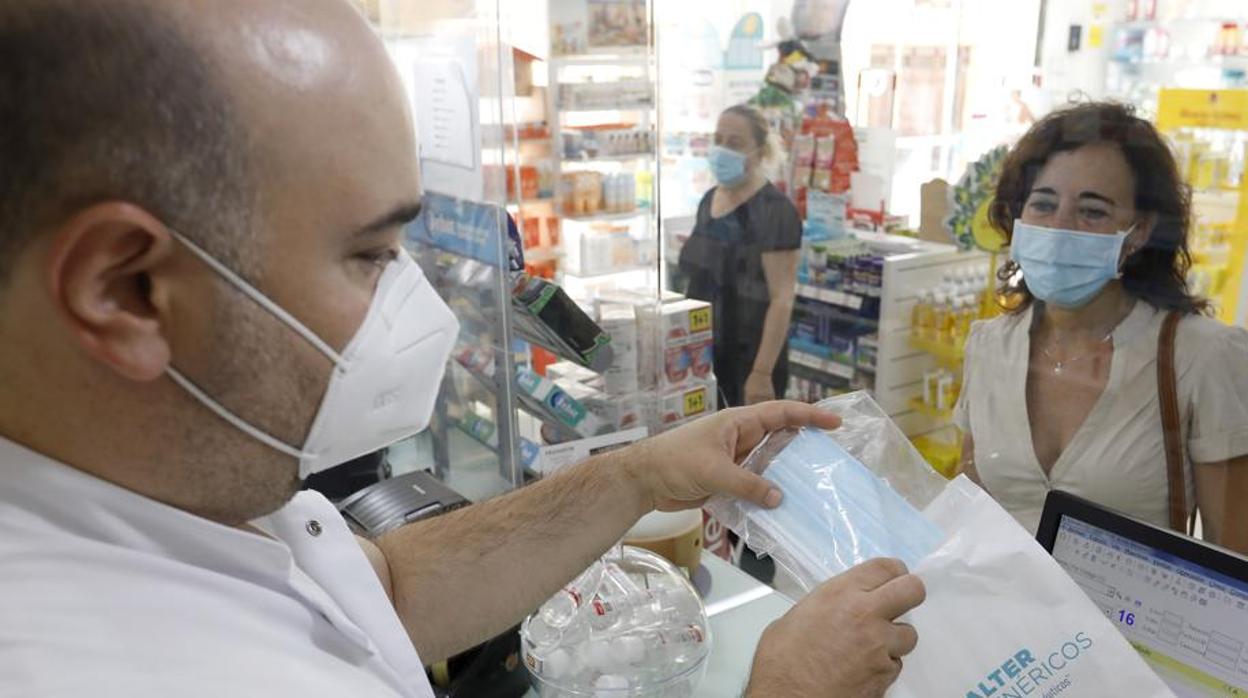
680,182,801,389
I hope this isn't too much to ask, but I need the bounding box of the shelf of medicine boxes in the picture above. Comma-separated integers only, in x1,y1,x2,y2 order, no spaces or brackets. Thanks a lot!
454,343,585,444
796,284,873,313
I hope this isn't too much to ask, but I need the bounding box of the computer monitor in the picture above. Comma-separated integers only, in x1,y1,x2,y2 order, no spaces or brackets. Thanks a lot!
1037,490,1248,697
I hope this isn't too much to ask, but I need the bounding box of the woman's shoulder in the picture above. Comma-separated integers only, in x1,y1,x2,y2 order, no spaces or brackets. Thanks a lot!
1176,311,1248,367
967,308,1031,347
754,182,799,213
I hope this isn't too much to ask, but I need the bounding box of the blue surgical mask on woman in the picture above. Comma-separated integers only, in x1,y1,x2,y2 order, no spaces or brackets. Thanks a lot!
1010,220,1136,308
708,145,752,186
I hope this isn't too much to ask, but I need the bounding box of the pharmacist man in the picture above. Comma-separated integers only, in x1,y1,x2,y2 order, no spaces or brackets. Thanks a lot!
0,1,924,696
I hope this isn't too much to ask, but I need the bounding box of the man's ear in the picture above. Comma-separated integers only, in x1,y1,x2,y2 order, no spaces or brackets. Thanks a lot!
45,203,179,382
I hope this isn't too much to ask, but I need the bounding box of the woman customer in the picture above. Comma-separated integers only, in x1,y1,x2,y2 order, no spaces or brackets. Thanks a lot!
679,104,802,407
954,102,1248,553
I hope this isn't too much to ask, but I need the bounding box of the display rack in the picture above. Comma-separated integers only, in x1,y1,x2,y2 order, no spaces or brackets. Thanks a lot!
544,32,659,293
1106,11,1248,110
787,231,992,450
1155,88,1248,327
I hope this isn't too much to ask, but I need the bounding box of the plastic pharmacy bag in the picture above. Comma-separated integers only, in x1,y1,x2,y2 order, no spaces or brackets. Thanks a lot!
706,392,1175,697
889,476,1174,698
705,391,948,591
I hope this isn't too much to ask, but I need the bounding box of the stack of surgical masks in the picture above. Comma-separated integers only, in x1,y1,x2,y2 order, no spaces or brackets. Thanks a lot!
705,391,948,593
521,546,710,697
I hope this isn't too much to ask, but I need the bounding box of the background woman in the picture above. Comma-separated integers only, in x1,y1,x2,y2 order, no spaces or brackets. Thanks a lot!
679,104,801,407
954,102,1248,552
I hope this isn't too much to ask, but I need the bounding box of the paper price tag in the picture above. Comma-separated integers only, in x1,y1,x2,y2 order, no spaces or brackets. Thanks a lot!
683,388,707,416
689,307,712,334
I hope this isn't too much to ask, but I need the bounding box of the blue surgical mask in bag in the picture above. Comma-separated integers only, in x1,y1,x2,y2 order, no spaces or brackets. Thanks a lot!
739,429,946,585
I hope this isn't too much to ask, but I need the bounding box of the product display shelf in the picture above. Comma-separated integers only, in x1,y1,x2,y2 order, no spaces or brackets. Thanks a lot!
835,232,990,439
796,283,869,312
1155,88,1248,327
789,348,858,381
562,209,649,223
562,153,652,164
545,10,659,297
911,434,962,480
908,396,954,421
908,334,966,367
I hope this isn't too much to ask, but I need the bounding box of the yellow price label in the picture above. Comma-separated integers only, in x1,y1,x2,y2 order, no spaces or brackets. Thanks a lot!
683,388,707,416
689,308,712,334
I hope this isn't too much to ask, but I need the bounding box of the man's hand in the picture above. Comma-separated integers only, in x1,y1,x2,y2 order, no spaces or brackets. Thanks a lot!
624,400,841,513
745,558,925,698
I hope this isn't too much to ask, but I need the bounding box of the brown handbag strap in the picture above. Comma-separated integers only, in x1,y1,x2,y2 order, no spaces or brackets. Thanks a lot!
1158,310,1188,533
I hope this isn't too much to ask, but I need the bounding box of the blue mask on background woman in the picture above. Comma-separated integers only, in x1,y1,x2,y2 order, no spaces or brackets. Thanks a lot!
1010,220,1136,308
708,145,751,186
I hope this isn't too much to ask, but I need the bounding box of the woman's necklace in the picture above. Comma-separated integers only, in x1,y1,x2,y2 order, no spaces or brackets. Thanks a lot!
1039,333,1112,374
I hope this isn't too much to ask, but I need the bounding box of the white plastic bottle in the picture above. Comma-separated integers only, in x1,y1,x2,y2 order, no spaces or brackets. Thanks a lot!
538,561,604,628
586,586,691,630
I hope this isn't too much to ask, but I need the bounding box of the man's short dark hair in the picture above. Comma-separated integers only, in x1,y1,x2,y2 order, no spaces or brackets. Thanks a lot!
0,1,253,289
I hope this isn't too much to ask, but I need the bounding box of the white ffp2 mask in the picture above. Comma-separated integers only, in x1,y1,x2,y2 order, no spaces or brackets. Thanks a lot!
165,231,459,479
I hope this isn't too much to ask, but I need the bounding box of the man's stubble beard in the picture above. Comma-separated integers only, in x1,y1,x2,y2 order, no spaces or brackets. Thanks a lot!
176,280,330,524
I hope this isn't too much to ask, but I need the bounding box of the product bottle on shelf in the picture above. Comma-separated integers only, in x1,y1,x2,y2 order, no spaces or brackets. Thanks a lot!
956,295,976,343
933,292,954,345
912,290,934,340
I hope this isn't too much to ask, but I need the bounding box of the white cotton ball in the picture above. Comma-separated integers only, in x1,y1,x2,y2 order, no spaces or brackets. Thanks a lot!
595,674,630,695
585,638,616,671
543,647,576,680
613,634,647,665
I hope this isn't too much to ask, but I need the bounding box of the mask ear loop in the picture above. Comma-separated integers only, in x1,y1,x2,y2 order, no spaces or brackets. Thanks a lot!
168,230,345,367
1118,222,1141,273
165,366,311,462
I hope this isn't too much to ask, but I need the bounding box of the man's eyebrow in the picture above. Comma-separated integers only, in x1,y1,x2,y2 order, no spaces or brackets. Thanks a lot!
352,201,424,238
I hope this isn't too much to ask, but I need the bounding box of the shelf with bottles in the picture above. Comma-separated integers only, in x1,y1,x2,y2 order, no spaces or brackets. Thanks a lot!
556,81,654,112
504,162,558,204
1108,16,1248,78
561,123,655,162
908,266,999,366
558,169,654,220
912,360,961,417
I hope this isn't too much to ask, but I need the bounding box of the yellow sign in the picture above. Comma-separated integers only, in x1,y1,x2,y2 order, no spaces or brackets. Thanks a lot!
1157,89,1248,131
683,388,707,417
689,307,712,334
1089,25,1104,49
970,199,1006,252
